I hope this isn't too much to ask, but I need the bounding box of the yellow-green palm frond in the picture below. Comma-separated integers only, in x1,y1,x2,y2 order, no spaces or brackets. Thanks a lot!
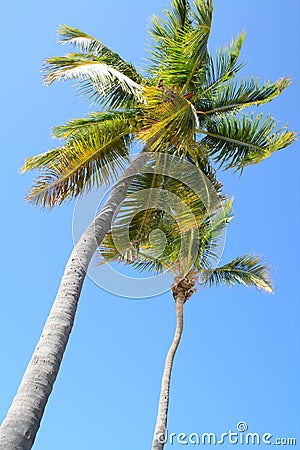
51,110,142,140
197,113,297,172
138,86,198,151
23,116,132,208
202,254,274,293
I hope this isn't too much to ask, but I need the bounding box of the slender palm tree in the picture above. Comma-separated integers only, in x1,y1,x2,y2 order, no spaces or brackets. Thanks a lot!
0,0,295,448
98,169,273,450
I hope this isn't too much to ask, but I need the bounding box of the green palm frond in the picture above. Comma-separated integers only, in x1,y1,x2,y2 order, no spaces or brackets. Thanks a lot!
197,113,297,171
203,32,245,91
196,77,291,117
23,116,132,208
149,0,191,42
202,254,274,293
44,53,144,108
148,0,212,92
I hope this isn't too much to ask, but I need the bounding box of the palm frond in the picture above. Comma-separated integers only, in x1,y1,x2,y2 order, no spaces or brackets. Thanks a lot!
202,254,274,293
197,113,297,171
22,148,63,173
192,199,233,270
44,53,144,108
51,110,140,140
138,86,198,151
149,0,191,42
57,24,109,55
196,77,291,117
23,117,132,208
203,32,245,91
57,25,143,82
182,0,213,91
148,0,212,92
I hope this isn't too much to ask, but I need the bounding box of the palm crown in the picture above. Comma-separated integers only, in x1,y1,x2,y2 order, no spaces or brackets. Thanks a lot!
22,0,295,208
98,157,273,297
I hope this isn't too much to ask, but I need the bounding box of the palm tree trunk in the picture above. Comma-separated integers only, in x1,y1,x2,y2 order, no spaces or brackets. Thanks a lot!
0,150,150,450
151,293,185,450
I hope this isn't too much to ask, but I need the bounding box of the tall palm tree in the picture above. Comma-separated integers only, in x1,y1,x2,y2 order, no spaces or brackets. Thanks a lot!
98,167,273,450
0,0,295,448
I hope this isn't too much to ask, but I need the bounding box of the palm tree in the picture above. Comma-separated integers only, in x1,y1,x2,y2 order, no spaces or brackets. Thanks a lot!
98,166,273,450
0,0,295,448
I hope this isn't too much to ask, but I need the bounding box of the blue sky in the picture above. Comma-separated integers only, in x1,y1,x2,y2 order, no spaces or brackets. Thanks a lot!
1,0,299,449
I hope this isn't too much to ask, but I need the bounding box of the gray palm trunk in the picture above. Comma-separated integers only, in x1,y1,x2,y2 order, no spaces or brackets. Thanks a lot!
151,293,185,450
0,151,150,450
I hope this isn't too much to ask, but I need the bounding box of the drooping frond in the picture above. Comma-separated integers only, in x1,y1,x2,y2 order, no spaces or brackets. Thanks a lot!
202,254,274,293
196,77,291,118
197,113,297,171
148,0,212,92
57,25,143,82
23,116,132,208
44,53,144,108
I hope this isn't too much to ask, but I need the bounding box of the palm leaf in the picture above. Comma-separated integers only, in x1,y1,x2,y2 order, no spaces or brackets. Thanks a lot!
57,25,143,83
51,110,142,140
23,117,132,208
196,77,291,117
138,86,198,151
202,254,274,293
197,113,297,171
202,32,245,92
148,0,212,92
44,53,144,108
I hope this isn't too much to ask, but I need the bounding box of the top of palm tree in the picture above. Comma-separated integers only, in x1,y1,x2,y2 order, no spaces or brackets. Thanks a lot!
22,0,296,208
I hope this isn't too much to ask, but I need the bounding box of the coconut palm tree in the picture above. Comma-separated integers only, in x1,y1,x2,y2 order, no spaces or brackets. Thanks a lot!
97,165,273,450
0,0,295,448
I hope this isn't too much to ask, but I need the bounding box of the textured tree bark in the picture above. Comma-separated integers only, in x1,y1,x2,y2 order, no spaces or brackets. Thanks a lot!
151,293,185,450
0,151,150,450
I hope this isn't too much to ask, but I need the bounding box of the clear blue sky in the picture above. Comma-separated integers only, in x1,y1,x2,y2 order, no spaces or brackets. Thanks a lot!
1,0,299,449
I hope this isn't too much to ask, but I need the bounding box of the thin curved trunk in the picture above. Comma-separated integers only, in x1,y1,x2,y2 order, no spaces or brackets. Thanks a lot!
151,293,185,450
0,151,150,450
